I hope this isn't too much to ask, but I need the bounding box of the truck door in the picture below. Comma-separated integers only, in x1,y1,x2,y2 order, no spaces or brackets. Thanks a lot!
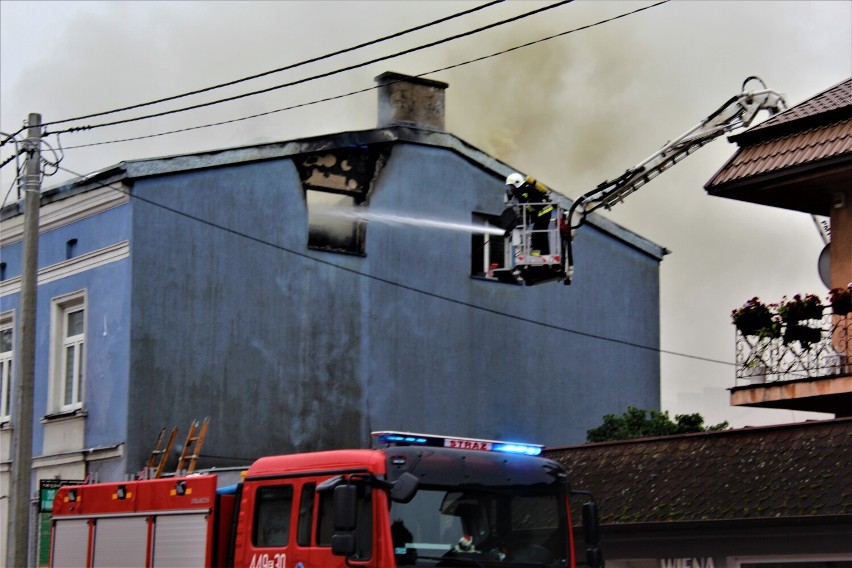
310,480,374,565
240,482,294,568
50,519,89,568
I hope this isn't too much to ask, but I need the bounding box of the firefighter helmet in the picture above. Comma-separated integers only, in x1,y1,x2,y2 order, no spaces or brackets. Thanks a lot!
506,172,525,188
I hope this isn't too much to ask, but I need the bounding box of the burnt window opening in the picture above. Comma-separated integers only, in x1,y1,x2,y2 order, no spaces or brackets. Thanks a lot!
471,213,507,279
306,190,365,253
295,145,390,256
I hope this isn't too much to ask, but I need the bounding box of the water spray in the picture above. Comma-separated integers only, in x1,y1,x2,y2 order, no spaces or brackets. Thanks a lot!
314,206,504,236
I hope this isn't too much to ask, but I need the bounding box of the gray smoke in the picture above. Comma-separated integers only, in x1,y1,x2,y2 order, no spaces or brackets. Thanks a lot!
2,1,850,427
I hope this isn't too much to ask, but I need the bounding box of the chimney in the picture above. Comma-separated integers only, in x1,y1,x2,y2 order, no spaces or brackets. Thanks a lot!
375,72,448,130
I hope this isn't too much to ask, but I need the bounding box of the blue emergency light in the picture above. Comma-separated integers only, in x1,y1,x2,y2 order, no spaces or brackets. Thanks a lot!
372,431,543,456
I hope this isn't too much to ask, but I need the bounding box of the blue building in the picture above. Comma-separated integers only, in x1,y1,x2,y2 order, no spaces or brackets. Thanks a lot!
0,73,665,492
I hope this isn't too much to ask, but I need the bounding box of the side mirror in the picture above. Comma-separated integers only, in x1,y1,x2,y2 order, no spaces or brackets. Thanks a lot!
329,484,358,557
331,533,356,557
317,475,344,493
390,472,419,504
333,484,357,531
582,501,604,568
582,501,600,546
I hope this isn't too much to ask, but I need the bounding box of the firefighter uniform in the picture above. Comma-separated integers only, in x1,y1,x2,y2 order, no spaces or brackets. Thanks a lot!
508,175,553,255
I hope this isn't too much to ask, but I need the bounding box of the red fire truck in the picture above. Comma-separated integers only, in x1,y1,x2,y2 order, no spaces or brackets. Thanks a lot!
50,431,602,567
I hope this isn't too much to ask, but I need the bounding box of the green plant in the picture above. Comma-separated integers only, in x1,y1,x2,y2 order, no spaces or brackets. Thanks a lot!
586,406,729,442
731,297,780,338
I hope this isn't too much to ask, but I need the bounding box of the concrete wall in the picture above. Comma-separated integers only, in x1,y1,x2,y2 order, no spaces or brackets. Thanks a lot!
124,141,661,472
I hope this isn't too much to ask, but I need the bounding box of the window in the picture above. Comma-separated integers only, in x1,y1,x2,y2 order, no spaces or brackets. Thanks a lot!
306,190,365,254
297,483,315,546
388,487,568,565
253,485,294,548
295,146,390,256
1,313,12,422
50,292,86,413
65,239,78,260
471,213,507,278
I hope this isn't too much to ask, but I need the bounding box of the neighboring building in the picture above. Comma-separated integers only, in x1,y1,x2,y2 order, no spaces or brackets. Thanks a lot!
706,76,852,417
546,417,852,567
543,77,852,568
0,72,667,555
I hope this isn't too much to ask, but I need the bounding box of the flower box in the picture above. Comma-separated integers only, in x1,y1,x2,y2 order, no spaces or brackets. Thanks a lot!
731,298,780,338
777,294,823,324
783,324,821,349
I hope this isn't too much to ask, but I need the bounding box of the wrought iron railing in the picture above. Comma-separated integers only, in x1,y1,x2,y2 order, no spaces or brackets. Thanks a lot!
735,312,852,385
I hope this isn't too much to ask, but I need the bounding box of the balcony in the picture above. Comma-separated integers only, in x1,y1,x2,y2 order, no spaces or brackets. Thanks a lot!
731,293,852,417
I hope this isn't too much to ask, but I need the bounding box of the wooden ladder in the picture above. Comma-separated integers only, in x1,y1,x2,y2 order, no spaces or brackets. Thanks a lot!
176,417,210,475
144,426,178,479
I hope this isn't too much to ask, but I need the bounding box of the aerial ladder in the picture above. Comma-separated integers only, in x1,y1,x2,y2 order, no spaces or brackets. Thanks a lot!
496,77,787,286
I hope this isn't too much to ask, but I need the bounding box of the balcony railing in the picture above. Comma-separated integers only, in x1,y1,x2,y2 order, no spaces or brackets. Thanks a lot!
735,311,851,385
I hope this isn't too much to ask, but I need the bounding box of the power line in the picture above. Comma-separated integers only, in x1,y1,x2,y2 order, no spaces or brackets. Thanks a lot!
59,0,670,151
52,162,733,368
46,1,575,136
41,0,507,127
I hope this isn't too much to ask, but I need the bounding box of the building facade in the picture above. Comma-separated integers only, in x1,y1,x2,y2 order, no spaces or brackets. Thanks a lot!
543,76,852,568
706,76,852,416
0,73,667,558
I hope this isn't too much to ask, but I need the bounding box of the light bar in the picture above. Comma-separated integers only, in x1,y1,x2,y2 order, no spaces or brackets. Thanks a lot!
372,431,542,456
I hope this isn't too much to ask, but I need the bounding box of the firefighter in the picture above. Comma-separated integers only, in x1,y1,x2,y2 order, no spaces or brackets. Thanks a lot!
505,172,554,255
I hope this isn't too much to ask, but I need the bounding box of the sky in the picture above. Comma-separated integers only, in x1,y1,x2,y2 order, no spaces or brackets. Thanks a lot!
1,0,850,430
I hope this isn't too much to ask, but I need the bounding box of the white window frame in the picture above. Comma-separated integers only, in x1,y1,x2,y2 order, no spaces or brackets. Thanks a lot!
0,311,13,423
49,290,87,413
471,213,508,279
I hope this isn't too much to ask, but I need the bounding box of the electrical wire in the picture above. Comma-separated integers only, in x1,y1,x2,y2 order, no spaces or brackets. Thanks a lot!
0,152,18,171
46,0,575,135
43,0,507,127
51,162,733,368
1,166,21,208
0,135,63,207
60,0,670,151
0,128,26,149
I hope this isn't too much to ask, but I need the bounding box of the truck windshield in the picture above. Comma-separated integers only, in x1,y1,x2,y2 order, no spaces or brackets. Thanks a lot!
389,486,568,567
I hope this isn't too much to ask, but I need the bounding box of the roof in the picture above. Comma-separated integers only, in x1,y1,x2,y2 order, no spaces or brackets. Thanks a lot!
544,418,852,526
747,77,852,133
705,77,852,215
0,125,667,261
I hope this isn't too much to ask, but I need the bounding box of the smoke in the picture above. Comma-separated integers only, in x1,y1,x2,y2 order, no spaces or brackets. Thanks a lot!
2,1,850,427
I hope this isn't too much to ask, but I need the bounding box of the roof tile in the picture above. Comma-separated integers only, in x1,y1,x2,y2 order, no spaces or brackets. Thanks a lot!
545,419,852,524
706,77,852,190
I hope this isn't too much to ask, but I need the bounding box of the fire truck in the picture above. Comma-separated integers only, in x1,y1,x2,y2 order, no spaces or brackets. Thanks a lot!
49,431,603,567
495,76,786,286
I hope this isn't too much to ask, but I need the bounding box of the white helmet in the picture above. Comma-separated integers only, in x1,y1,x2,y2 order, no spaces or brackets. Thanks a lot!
506,172,525,188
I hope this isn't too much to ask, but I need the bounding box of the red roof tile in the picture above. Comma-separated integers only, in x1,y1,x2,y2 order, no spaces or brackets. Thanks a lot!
705,77,852,214
750,77,852,132
708,118,852,186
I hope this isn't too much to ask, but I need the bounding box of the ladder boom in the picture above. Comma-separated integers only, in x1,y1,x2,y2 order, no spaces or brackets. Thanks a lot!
570,77,785,227
561,77,785,284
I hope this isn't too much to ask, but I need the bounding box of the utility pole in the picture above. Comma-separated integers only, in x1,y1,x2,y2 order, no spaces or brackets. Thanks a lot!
6,113,41,568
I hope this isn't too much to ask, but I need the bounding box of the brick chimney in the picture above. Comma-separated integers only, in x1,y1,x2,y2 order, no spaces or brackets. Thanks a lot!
375,72,448,130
